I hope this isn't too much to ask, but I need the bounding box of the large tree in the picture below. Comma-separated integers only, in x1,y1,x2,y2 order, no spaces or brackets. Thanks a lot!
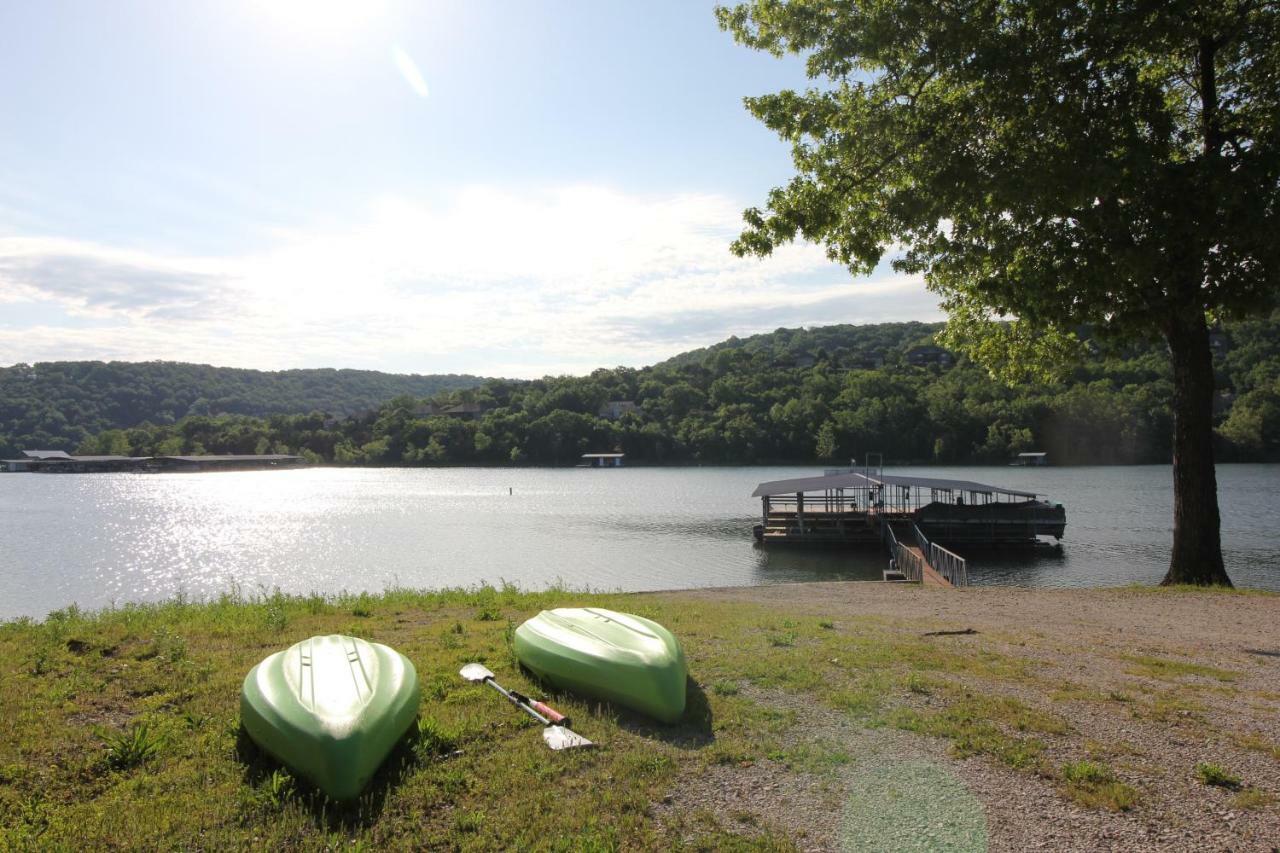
718,0,1280,585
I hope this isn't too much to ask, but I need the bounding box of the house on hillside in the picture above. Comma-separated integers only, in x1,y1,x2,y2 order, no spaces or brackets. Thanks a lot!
850,352,886,370
598,400,637,420
774,351,817,369
1013,452,1048,466
442,403,487,420
579,453,624,468
906,345,955,367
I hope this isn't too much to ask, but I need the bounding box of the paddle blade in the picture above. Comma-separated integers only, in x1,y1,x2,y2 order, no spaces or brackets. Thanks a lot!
459,663,494,682
543,726,593,750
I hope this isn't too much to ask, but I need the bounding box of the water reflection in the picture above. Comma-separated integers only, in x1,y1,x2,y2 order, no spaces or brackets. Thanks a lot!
750,544,887,584
1,464,1277,619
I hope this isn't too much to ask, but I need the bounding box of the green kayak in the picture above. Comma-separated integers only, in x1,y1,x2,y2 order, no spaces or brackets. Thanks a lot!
514,608,687,724
240,635,419,800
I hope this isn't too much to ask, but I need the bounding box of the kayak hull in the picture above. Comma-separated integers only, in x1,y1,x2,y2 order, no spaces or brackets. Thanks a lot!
514,608,687,723
240,635,419,800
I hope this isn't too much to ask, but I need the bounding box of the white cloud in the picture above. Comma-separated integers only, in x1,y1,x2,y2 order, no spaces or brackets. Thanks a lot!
0,186,942,376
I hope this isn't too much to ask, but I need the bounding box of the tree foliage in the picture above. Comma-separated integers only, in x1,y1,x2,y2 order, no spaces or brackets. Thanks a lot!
0,361,484,457
717,0,1280,585
68,317,1280,466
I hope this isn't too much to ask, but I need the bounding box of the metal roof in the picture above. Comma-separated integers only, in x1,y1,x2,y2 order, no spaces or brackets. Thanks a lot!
22,450,72,459
753,471,1037,499
752,472,876,497
580,453,624,458
157,455,302,462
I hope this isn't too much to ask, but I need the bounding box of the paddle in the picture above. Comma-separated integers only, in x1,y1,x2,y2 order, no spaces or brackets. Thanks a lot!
459,663,593,750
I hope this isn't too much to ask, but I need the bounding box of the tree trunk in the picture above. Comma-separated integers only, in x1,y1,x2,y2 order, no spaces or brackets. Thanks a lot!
1161,310,1231,586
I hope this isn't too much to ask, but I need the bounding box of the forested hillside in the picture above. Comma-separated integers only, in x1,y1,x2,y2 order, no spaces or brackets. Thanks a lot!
70,314,1280,465
0,361,485,457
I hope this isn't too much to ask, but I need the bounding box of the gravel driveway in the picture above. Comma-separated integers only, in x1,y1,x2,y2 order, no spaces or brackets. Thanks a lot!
653,583,1280,852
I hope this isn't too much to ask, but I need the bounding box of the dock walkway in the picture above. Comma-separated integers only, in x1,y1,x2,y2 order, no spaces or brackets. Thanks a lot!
886,521,954,587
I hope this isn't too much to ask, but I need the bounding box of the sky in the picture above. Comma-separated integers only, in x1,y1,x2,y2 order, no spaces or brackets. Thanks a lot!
0,0,942,379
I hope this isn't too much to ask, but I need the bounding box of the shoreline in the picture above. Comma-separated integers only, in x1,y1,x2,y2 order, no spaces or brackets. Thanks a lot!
1,582,1277,849
6,577,1276,627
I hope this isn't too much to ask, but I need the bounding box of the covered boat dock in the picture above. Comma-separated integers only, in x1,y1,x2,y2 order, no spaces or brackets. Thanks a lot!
752,470,1066,550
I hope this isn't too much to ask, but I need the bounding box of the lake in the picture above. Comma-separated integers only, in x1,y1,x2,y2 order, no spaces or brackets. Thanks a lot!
2,464,1277,619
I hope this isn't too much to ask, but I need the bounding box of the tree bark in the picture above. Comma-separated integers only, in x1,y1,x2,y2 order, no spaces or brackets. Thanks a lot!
1161,310,1231,586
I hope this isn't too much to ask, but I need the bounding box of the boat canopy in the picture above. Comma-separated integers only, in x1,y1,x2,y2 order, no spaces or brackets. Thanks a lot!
752,471,1037,499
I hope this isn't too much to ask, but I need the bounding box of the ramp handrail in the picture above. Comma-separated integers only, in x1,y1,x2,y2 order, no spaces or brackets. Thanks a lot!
912,523,969,587
884,522,923,583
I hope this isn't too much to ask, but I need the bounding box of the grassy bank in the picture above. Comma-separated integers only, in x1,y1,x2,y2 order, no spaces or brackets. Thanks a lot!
1,584,1277,849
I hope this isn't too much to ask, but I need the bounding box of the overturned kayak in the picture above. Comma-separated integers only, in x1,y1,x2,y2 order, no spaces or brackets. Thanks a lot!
240,635,419,800
514,608,687,724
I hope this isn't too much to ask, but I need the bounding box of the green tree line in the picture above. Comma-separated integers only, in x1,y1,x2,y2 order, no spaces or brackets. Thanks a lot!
0,360,485,457
72,317,1280,465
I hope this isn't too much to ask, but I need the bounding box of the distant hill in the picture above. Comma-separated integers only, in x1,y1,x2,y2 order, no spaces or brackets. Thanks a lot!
0,360,487,456
655,322,944,370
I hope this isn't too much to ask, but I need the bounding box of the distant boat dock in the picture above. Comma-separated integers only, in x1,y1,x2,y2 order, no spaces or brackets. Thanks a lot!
752,469,1066,587
2,450,305,473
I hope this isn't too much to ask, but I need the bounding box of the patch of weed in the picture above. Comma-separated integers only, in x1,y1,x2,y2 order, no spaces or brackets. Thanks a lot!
1060,760,1138,811
904,673,933,695
1195,762,1241,790
416,716,460,758
1134,692,1206,724
264,768,294,808
1232,789,1275,810
1122,654,1238,683
891,706,1047,771
100,721,163,771
453,810,484,834
1229,732,1280,760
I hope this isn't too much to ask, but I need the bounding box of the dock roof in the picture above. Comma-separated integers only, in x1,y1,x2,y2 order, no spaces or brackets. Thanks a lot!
752,472,1037,499
156,454,301,463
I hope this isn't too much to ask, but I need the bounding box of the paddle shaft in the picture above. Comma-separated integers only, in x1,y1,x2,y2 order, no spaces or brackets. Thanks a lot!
482,677,571,728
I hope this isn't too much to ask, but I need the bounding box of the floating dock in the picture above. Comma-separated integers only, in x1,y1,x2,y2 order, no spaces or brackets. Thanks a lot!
751,469,1067,587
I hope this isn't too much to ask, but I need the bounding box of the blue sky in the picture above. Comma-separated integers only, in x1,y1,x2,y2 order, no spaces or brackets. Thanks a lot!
0,0,940,378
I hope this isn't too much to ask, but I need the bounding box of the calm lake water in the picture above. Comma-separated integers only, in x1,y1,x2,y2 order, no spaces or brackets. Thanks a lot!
2,465,1278,619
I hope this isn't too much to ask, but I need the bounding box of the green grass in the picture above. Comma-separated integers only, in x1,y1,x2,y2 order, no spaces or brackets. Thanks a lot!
1194,762,1242,790
1059,761,1139,811
1229,732,1280,760
0,584,1268,848
889,689,1066,772
99,721,165,771
1232,789,1275,810
1121,584,1279,598
1121,654,1239,683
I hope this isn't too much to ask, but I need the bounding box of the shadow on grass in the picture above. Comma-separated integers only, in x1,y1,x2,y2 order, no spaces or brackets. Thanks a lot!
611,677,715,749
235,721,429,830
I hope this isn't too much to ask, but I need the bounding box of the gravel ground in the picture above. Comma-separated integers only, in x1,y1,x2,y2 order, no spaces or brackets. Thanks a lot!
653,583,1280,852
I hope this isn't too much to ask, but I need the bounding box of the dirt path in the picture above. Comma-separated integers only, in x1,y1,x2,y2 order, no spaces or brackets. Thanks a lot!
654,583,1280,851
